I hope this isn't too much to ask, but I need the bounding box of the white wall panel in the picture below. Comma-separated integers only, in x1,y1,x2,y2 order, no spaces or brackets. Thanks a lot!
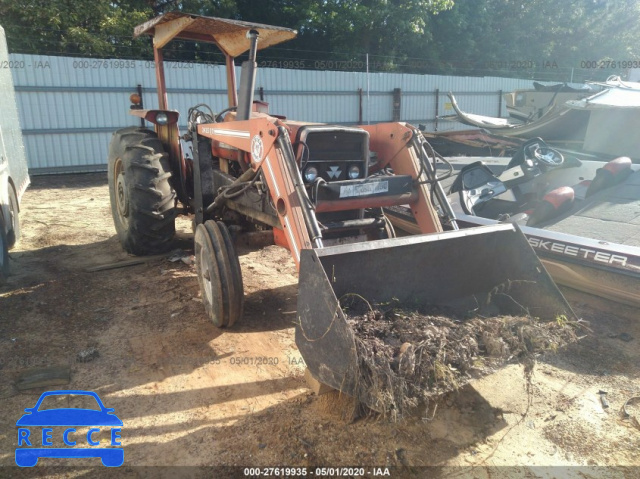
9,53,564,173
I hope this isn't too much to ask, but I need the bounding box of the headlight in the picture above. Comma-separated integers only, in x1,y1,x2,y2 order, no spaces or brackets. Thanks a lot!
304,166,318,182
156,113,169,125
348,165,361,179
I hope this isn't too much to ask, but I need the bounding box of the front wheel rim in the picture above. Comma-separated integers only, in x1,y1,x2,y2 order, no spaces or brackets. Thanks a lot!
199,252,213,305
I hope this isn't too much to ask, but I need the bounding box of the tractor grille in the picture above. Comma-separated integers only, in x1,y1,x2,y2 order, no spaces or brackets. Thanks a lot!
296,125,371,226
297,126,369,184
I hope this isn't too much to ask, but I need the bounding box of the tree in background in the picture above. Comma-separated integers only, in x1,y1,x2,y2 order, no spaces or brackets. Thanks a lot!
0,0,453,61
426,0,640,80
0,1,155,57
1,0,640,81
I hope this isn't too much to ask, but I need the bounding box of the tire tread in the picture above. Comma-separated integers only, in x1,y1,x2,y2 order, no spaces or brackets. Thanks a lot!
108,127,176,255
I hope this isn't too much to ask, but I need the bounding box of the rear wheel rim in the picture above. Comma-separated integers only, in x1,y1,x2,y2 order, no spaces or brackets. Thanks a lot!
114,158,129,226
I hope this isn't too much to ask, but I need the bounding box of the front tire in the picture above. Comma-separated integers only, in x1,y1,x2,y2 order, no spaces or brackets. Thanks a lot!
108,127,176,255
195,220,244,328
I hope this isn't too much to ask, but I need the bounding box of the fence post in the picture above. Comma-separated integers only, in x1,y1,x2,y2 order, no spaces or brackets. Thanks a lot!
366,53,370,125
498,90,503,117
259,86,264,101
392,88,402,121
137,84,144,127
435,88,439,131
358,88,363,125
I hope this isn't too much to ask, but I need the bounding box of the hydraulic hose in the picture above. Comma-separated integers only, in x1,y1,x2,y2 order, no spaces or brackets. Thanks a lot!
411,130,459,230
276,126,324,248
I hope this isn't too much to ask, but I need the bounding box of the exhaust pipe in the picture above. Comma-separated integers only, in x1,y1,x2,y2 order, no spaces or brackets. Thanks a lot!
236,30,259,121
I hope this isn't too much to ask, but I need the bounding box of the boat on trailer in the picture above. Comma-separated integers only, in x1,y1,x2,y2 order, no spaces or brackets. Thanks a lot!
442,77,640,161
386,146,640,307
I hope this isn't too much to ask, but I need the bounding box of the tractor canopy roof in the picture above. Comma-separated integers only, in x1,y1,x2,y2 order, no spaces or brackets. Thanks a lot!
134,12,297,57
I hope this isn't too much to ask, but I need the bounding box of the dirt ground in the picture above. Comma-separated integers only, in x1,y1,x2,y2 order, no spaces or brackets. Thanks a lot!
1,173,639,478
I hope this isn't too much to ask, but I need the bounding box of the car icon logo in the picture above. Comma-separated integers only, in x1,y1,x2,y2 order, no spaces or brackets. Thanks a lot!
15,390,123,467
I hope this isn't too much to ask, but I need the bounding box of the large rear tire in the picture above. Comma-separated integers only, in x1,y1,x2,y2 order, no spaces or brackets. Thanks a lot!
195,220,244,328
108,127,176,255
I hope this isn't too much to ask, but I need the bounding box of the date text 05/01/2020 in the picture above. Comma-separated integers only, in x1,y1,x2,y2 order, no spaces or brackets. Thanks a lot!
243,467,391,476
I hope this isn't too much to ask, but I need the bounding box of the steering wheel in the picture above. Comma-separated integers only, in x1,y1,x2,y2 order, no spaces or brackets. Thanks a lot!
532,146,564,167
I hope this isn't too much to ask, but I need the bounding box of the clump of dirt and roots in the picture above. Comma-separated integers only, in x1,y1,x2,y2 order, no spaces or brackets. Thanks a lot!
342,296,583,420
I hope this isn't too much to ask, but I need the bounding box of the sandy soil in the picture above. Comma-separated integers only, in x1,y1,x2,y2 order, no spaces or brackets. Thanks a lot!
0,173,638,478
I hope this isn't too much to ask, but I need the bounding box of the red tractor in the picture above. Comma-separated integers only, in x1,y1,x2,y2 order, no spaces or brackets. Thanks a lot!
108,13,573,407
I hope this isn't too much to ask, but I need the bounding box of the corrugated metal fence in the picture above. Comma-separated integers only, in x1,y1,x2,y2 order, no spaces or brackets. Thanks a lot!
9,53,541,174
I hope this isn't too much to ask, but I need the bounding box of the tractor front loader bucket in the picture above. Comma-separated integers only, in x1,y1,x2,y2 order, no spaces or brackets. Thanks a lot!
296,223,576,411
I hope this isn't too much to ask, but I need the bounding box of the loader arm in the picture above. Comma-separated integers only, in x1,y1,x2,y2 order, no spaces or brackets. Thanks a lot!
360,123,443,235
